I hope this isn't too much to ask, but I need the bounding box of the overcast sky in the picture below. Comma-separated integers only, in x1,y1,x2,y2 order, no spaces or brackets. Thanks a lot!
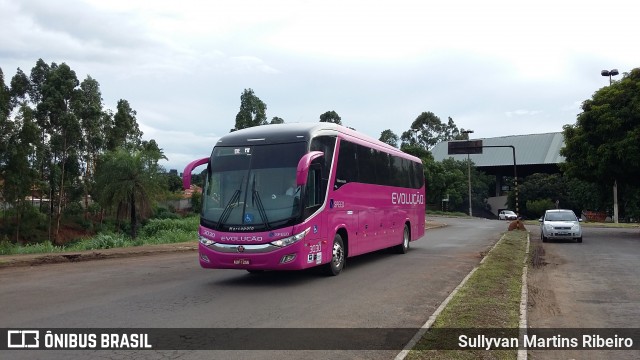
1,0,638,171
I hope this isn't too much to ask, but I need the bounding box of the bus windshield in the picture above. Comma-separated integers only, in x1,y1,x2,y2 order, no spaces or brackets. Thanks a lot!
201,142,307,232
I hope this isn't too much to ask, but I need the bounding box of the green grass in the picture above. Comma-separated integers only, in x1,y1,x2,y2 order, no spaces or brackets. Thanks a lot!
428,210,470,217
407,230,528,360
0,216,199,256
579,222,640,228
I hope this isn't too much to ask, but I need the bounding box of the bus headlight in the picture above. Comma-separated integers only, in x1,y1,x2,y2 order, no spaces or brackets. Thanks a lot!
199,235,215,246
270,228,310,247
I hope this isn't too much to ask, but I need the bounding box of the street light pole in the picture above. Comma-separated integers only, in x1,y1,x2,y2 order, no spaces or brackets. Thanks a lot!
601,69,620,223
462,130,474,217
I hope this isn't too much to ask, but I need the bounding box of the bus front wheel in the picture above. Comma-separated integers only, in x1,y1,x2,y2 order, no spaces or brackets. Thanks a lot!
323,234,345,276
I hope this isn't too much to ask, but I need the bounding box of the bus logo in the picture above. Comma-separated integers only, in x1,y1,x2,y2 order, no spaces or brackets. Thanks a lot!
237,246,245,253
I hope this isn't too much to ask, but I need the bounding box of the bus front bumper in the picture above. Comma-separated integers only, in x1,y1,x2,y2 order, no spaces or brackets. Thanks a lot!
198,242,322,271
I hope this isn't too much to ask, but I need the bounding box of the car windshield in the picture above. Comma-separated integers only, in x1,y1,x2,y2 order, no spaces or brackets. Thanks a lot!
504,211,515,215
545,211,577,222
201,142,307,231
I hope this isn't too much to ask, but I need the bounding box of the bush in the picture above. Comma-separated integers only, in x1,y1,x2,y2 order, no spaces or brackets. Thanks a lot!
153,206,180,220
143,229,196,245
0,236,12,255
79,233,130,250
526,198,555,219
139,217,199,238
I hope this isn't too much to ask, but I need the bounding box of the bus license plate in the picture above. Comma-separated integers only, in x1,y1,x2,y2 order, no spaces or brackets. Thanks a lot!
234,259,250,265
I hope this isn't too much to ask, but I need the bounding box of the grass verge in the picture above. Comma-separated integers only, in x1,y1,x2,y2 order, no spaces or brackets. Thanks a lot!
0,216,199,256
406,230,529,360
428,210,470,217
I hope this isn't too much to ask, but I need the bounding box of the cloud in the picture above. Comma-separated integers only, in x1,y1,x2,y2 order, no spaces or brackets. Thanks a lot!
505,109,543,118
2,0,639,173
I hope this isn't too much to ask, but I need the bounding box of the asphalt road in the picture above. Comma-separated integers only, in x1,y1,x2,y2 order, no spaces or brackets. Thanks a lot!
2,216,505,360
527,224,640,360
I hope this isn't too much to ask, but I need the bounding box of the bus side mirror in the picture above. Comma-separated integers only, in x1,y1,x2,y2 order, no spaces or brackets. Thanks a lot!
296,151,324,186
182,157,209,190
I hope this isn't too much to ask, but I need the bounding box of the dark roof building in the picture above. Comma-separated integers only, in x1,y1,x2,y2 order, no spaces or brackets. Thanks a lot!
431,132,565,178
431,132,565,215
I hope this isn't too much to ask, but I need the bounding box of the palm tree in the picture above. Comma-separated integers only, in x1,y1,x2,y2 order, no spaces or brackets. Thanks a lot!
94,147,166,238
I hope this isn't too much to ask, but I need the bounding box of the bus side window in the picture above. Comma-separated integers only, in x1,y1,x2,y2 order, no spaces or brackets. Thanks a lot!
335,140,358,190
304,163,323,218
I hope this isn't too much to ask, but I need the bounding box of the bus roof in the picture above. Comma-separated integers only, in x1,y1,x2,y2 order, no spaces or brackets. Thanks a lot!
217,123,421,163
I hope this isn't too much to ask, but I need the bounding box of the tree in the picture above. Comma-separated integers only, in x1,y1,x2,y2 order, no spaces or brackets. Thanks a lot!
94,147,167,238
72,76,107,211
9,68,30,108
108,99,142,150
270,116,284,124
319,110,342,125
379,129,399,147
166,173,183,193
561,68,640,219
562,68,640,185
1,104,39,242
426,158,492,213
505,173,599,219
39,62,82,241
400,112,467,150
1,59,170,244
234,88,267,130
0,68,12,165
28,60,53,214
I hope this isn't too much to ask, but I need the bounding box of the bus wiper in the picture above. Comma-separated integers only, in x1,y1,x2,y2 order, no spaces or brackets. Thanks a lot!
218,189,242,230
252,190,271,230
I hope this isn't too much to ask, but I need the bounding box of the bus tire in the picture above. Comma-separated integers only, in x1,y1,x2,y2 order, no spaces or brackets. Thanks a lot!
394,224,410,254
323,233,345,276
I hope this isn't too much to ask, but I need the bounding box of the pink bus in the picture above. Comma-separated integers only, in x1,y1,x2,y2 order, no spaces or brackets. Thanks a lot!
182,123,425,275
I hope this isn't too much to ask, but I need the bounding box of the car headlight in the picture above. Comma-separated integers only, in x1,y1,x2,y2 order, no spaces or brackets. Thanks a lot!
544,224,553,231
270,228,310,247
199,235,215,246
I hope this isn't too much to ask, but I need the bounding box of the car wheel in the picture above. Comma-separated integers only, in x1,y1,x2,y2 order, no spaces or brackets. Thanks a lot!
323,234,345,276
541,234,547,243
577,237,582,243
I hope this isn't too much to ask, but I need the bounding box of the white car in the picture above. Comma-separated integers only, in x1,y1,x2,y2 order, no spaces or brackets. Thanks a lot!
539,209,583,243
498,210,518,220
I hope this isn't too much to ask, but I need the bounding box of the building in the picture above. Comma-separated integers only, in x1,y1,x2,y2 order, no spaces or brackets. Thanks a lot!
431,132,565,216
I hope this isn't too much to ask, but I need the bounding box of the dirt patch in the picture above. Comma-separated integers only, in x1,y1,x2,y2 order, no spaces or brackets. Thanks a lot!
527,236,567,325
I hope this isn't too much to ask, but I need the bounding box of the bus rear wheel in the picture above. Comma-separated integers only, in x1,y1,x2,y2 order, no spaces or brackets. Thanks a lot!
323,234,345,276
393,224,410,254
